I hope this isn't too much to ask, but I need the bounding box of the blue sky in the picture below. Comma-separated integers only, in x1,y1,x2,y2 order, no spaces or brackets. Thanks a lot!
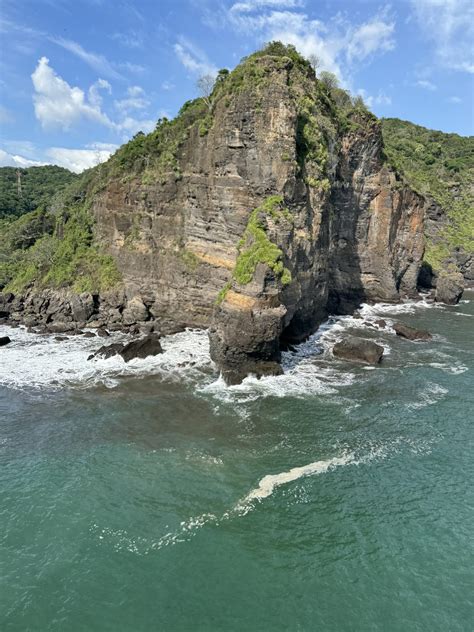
0,0,473,172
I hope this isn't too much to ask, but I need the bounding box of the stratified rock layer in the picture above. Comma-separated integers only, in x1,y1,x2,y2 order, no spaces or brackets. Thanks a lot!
89,54,425,381
1,51,427,382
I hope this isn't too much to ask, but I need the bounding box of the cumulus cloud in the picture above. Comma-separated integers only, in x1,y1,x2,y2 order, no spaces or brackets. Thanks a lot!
31,57,113,130
115,85,150,113
45,147,115,173
0,148,45,168
174,37,218,76
358,89,392,108
409,0,474,73
224,4,395,86
30,58,156,138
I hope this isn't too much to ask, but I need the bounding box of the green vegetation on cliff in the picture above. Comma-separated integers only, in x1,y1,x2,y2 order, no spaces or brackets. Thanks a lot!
381,118,474,270
0,165,77,219
233,195,292,286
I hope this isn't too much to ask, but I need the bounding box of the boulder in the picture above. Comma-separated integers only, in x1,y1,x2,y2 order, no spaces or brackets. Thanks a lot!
46,322,75,334
122,296,149,325
87,334,163,362
0,336,12,346
333,337,384,364
374,319,387,328
393,322,432,341
88,342,125,361
119,334,163,362
70,293,95,322
435,271,464,305
97,327,110,338
82,331,96,338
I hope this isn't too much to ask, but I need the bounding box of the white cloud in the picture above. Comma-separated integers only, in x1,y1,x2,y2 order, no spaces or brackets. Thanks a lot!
51,37,123,79
30,58,155,137
230,0,304,13
410,0,474,73
224,5,395,87
358,89,392,108
0,148,44,168
116,116,155,136
174,37,218,76
31,57,113,130
45,147,114,173
88,78,112,107
416,79,437,90
115,85,150,113
346,17,395,63
161,81,175,91
448,96,462,103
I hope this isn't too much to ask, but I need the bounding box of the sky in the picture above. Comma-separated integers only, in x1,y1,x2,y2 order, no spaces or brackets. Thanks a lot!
0,0,473,173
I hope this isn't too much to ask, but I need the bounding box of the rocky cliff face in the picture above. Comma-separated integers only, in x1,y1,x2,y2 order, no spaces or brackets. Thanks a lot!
85,51,425,382
0,47,427,383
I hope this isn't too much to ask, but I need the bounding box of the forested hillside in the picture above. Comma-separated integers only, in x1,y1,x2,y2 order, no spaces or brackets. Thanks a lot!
381,118,474,274
0,165,77,219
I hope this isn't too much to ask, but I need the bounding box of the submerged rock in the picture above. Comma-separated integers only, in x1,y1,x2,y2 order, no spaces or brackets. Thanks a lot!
332,337,384,365
0,336,12,346
374,319,387,328
393,322,432,341
435,271,464,305
97,327,110,338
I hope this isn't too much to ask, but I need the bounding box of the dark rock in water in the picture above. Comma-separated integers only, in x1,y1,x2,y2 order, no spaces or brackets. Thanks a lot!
119,334,163,362
54,336,69,342
333,337,384,364
82,331,96,338
393,322,432,341
435,271,464,305
97,327,110,338
222,361,284,386
374,319,387,328
88,342,125,361
0,336,12,346
87,334,163,362
46,322,75,334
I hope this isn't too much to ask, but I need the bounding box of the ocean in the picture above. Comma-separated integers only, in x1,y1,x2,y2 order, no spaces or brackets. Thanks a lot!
1,293,473,631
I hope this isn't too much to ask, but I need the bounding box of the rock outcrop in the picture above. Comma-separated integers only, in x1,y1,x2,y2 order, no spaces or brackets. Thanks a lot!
0,46,429,382
435,270,464,305
87,334,163,362
393,322,432,341
333,337,384,364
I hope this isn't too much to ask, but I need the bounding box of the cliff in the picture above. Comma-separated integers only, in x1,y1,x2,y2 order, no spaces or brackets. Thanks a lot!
381,118,473,285
0,44,432,382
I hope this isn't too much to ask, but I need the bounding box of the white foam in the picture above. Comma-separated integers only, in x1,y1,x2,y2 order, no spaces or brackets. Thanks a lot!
0,325,214,391
406,382,449,410
239,453,354,503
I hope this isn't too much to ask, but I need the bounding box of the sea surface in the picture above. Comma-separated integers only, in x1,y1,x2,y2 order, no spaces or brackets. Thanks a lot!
1,293,473,631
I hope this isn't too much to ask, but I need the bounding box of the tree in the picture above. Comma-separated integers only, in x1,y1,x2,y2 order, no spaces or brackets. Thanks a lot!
197,74,215,111
308,54,320,74
319,71,339,91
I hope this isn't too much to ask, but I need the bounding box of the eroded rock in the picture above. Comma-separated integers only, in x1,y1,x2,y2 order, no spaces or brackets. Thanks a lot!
435,271,464,305
332,337,384,364
393,322,432,341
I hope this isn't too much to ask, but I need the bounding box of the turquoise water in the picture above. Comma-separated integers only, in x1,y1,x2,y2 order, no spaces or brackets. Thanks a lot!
1,295,473,631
